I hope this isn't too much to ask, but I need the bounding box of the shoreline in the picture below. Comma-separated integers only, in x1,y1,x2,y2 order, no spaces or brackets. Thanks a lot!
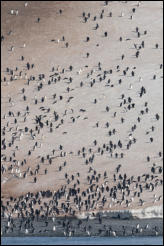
1,218,163,237
75,204,163,220
1,205,163,237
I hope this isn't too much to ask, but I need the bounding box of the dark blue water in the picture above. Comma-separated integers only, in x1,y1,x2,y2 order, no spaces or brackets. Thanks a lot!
1,237,163,245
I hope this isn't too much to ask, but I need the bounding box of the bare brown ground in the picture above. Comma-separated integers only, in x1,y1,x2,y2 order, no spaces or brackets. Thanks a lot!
1,1,163,215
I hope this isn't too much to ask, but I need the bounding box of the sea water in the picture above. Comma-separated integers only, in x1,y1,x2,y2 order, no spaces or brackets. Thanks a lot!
1,236,163,245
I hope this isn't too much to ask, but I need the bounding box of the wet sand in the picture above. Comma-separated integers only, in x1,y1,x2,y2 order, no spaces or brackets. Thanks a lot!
1,217,163,237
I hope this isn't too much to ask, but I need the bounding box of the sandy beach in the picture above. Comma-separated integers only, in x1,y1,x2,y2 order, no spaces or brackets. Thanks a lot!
1,1,163,237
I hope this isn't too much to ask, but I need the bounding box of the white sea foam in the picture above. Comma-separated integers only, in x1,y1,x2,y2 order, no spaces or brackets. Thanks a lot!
76,205,163,220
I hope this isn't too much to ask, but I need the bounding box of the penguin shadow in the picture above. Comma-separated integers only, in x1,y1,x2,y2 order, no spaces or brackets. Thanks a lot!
131,55,140,59
29,181,36,184
82,55,90,58
49,39,56,43
101,34,107,38
22,66,28,70
18,57,24,61
145,140,152,144
129,47,137,49
127,75,136,78
78,14,85,18
101,109,110,113
61,45,69,49
152,47,162,50
118,14,125,18
2,69,10,73
81,20,88,23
